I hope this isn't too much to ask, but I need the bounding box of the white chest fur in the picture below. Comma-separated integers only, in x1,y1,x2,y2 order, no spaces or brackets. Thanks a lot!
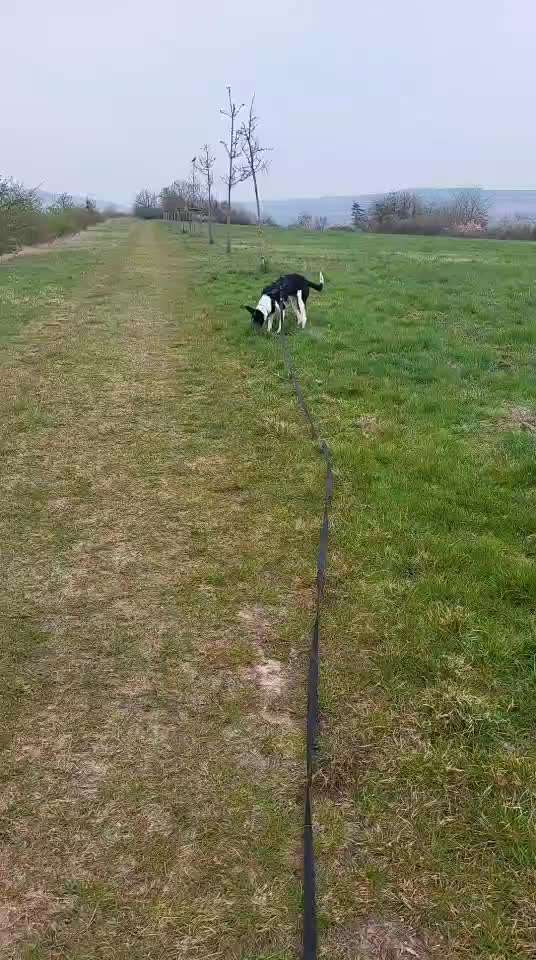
256,293,273,318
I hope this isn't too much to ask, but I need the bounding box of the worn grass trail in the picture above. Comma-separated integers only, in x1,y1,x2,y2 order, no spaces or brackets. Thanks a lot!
1,221,320,959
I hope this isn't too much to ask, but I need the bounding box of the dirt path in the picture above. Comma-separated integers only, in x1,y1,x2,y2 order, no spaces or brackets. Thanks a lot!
1,221,313,959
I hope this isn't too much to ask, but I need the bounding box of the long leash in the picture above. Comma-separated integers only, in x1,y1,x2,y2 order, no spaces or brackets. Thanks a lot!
280,334,334,960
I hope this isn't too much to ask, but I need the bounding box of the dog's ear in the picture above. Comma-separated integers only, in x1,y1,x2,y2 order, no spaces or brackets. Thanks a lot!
243,305,256,318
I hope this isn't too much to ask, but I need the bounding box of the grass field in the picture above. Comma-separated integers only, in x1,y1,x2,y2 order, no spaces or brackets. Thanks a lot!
1,220,535,959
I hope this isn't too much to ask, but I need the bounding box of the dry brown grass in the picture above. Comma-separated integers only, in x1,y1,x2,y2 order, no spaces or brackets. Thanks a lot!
354,415,384,438
325,919,434,960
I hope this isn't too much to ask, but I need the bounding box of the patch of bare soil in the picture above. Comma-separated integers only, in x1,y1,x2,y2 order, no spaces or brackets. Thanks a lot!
355,414,383,437
326,919,431,960
238,605,295,728
237,603,280,643
498,406,536,433
251,653,294,728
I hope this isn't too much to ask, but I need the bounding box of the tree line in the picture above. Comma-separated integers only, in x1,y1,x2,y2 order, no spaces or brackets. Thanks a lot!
294,189,492,235
134,87,272,263
348,189,536,240
362,188,491,234
291,189,536,241
134,185,255,227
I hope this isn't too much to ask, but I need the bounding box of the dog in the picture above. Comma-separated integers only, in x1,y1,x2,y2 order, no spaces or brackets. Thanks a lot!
243,271,324,333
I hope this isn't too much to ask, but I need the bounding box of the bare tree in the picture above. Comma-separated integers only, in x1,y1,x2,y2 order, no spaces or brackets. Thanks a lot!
220,86,249,254
238,96,270,225
55,192,74,210
395,191,422,219
196,145,216,244
134,189,161,219
191,157,197,205
294,212,313,230
313,216,328,232
371,191,423,225
187,156,198,233
160,184,184,220
450,188,490,228
238,95,271,270
161,176,211,232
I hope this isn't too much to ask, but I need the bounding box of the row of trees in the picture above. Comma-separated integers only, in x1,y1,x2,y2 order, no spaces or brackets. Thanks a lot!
350,189,491,235
350,189,536,240
0,177,104,256
134,182,255,229
288,190,493,237
134,87,272,264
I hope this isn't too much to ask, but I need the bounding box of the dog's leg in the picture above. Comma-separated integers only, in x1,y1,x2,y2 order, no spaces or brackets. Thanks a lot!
297,290,308,328
290,297,301,327
277,308,285,334
267,313,273,333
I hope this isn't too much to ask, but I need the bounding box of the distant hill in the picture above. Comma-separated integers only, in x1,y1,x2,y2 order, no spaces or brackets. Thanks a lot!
242,189,536,227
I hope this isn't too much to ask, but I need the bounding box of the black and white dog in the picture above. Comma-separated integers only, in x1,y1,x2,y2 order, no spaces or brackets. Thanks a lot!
243,271,324,333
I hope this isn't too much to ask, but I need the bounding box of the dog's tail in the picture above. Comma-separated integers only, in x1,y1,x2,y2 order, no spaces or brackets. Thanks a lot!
308,270,324,292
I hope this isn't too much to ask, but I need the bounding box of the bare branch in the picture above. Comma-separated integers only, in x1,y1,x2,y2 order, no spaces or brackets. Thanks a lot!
195,144,216,244
237,94,272,232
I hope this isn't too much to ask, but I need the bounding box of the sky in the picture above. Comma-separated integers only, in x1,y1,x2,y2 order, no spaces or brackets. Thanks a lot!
2,0,535,206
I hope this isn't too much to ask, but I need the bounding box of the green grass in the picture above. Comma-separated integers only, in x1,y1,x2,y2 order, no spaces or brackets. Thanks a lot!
168,223,536,958
1,220,535,959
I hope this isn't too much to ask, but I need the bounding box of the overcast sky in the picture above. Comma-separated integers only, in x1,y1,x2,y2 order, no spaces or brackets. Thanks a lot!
2,0,534,206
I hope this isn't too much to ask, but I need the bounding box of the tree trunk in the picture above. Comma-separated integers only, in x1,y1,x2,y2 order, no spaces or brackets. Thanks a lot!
208,184,214,245
252,169,267,273
226,180,231,254
226,108,234,254
252,171,261,226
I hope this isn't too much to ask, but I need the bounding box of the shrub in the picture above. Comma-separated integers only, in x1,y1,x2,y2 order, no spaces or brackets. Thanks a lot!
0,177,103,255
46,206,101,237
289,212,313,229
102,205,127,218
450,188,489,229
362,187,536,241
227,205,254,226
367,188,495,239
488,219,536,241
451,220,486,236
212,201,253,225
0,178,45,253
370,191,423,226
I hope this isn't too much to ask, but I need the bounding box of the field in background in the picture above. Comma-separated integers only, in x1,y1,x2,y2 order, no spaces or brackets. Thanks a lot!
1,220,536,958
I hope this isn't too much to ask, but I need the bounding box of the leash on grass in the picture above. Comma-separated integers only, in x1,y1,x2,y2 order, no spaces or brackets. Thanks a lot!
280,334,334,960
